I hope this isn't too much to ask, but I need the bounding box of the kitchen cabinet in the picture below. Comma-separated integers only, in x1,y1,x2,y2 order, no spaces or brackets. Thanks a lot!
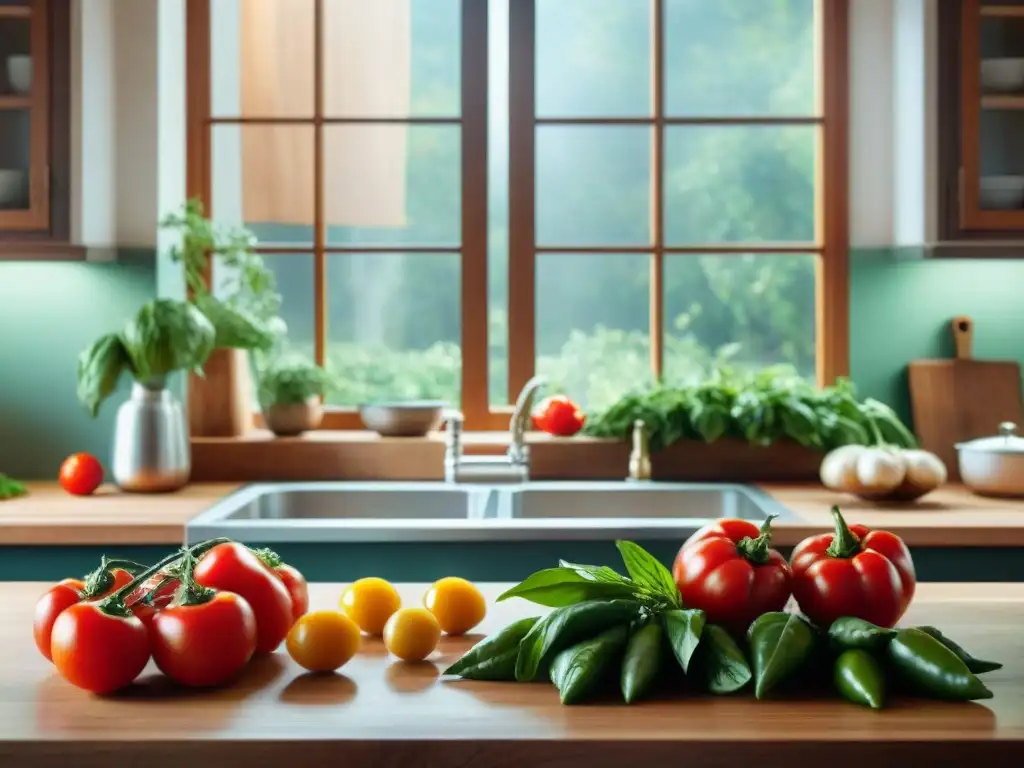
0,0,72,254
938,1,1024,250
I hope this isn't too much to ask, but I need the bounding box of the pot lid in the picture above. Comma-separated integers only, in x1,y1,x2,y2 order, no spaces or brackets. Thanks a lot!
956,421,1024,454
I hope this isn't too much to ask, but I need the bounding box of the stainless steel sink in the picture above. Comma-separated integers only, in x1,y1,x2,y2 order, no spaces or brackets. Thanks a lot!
185,481,794,545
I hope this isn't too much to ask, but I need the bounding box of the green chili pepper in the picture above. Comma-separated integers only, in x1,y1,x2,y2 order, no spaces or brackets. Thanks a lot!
620,622,663,704
886,628,993,701
550,625,630,705
915,625,1003,675
828,617,896,653
443,616,540,681
834,649,885,710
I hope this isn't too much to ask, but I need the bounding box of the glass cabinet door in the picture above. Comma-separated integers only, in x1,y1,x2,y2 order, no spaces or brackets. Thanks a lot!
0,0,47,229
962,0,1024,229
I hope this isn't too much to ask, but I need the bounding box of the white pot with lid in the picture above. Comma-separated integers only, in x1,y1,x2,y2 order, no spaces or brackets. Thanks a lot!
956,421,1024,498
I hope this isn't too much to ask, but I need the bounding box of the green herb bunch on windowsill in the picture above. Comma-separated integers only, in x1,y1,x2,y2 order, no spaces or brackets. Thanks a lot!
257,355,339,437
583,365,916,453
0,473,27,501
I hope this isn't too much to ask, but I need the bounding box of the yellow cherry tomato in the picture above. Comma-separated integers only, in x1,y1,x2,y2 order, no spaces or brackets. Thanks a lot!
339,577,402,635
423,576,487,636
286,610,362,673
383,607,441,662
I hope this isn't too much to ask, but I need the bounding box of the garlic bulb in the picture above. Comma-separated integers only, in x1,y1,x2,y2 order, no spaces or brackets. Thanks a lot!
819,445,945,501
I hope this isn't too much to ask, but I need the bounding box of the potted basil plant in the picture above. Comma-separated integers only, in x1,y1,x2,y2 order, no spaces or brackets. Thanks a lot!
257,356,336,437
76,298,216,492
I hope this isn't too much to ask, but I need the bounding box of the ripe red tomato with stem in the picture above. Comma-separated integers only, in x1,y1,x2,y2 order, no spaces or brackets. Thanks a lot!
58,453,104,496
33,559,146,662
253,548,309,622
531,395,586,437
673,515,792,636
789,506,916,629
149,551,257,687
194,542,294,653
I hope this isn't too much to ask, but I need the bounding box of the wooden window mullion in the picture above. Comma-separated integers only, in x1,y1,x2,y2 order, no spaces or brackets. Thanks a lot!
313,0,326,368
650,0,665,382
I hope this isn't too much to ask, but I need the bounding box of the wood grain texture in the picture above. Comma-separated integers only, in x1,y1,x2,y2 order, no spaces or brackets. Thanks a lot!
0,582,1021,768
0,483,237,545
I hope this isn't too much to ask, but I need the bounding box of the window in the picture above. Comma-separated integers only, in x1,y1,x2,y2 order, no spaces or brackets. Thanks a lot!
187,0,848,433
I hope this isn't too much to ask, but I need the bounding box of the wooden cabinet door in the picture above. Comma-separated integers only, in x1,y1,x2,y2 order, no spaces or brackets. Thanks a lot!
0,0,48,231
960,0,1024,231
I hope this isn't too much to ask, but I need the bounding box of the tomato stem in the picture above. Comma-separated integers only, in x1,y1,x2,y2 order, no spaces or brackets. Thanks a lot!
96,537,230,617
80,557,150,598
825,506,862,559
171,548,217,607
735,515,777,565
252,547,283,570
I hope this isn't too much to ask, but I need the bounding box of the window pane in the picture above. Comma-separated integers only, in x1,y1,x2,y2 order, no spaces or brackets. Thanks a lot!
664,126,816,244
979,111,1024,211
213,253,316,360
324,125,461,247
323,0,460,118
325,253,461,407
0,109,29,210
210,0,314,118
489,0,510,405
664,254,816,382
536,0,651,118
537,126,651,246
536,253,652,412
665,0,816,117
211,125,315,246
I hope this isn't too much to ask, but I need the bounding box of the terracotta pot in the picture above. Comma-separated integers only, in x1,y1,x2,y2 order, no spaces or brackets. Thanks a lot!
263,397,324,437
189,348,253,437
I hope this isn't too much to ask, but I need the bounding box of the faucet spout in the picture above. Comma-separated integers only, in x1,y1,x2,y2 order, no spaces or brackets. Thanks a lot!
508,375,547,464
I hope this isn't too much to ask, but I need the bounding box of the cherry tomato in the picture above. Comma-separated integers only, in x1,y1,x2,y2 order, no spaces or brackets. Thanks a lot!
194,542,294,653
530,395,586,437
423,577,486,636
286,610,361,672
275,564,309,622
58,453,104,496
149,591,257,687
50,602,150,694
33,580,85,661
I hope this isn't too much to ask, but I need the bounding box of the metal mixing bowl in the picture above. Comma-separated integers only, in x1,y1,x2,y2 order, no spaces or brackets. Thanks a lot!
358,401,448,437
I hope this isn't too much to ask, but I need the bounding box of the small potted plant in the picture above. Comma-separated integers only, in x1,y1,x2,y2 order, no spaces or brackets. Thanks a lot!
257,356,336,437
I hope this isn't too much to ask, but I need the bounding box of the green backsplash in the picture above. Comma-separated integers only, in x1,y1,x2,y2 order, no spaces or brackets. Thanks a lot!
0,258,155,480
1,247,1022,479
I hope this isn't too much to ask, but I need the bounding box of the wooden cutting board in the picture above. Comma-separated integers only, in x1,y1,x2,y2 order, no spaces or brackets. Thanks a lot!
908,315,1023,479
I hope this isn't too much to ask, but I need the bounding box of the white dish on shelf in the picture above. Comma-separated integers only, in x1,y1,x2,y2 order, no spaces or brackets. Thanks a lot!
980,175,1024,210
0,169,26,207
5,55,31,95
981,58,1024,93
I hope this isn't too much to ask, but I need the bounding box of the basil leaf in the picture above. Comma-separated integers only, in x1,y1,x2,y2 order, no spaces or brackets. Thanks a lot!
615,540,681,606
515,600,641,683
620,622,663,704
558,560,633,586
662,608,706,674
444,616,540,679
748,611,817,699
497,568,638,607
550,625,630,705
694,624,751,694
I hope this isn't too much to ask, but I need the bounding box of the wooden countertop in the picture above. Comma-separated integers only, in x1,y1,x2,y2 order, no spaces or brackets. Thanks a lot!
2,582,1021,767
2,481,1024,548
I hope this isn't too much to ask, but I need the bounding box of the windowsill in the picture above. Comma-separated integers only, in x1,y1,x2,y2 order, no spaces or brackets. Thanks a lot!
189,430,822,483
0,242,88,261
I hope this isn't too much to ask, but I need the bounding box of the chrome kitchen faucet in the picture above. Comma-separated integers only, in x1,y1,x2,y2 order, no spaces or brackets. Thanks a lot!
444,375,547,484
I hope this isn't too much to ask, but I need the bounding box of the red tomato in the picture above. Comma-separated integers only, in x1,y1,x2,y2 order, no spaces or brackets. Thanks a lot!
193,542,294,653
531,395,586,437
58,453,104,496
50,602,150,694
33,580,85,661
789,506,916,629
673,517,792,635
275,564,309,622
149,591,257,687
125,574,181,626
